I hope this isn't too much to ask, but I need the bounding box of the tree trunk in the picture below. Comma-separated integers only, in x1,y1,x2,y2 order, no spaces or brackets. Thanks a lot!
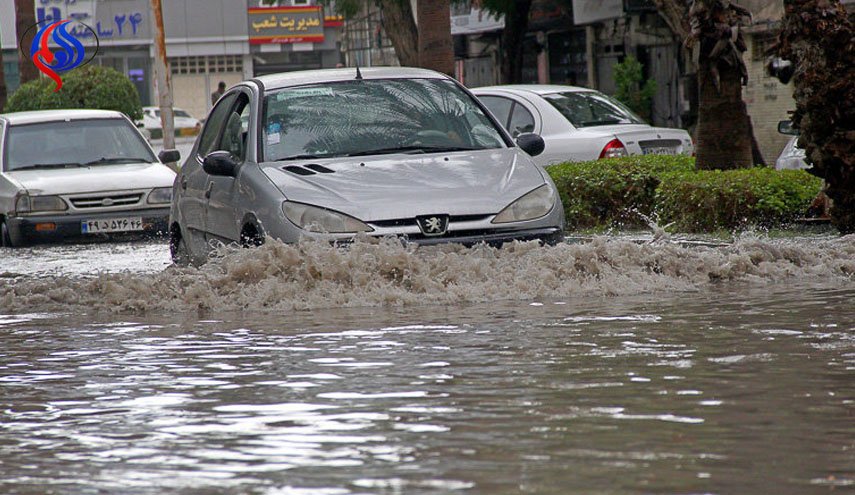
776,0,855,233
689,0,754,169
694,58,753,169
499,0,532,84
0,38,7,110
379,0,419,67
14,0,40,84
416,0,453,75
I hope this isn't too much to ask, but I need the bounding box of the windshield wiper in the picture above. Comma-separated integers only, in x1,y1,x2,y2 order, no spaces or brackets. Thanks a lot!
345,145,479,157
13,163,87,170
83,157,151,166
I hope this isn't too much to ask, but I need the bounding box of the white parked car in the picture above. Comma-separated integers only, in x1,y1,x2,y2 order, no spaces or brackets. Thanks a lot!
774,121,809,170
138,106,202,139
472,85,693,166
0,109,179,247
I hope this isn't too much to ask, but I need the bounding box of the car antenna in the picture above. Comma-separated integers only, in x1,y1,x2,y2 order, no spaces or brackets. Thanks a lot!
355,62,363,80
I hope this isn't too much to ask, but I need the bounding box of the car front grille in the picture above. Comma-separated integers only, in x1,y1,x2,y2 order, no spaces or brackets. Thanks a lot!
70,193,143,209
371,214,491,228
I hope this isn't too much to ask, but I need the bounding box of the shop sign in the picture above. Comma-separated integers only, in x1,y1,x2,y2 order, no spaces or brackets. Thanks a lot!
451,6,504,35
572,0,624,25
248,6,325,45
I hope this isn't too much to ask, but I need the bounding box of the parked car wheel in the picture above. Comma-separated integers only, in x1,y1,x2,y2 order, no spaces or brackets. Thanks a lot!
1,220,15,247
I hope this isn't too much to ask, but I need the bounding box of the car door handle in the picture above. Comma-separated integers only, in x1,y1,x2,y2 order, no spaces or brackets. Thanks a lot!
205,182,213,199
180,177,187,190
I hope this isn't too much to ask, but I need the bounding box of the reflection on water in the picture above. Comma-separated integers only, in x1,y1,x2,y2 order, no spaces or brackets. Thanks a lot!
1,285,853,494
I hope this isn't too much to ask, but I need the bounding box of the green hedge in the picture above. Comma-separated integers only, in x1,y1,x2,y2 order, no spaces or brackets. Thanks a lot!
5,65,142,121
547,155,822,233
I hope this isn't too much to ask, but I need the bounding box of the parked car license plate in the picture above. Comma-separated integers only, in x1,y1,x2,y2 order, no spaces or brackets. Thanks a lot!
643,146,677,155
81,217,144,234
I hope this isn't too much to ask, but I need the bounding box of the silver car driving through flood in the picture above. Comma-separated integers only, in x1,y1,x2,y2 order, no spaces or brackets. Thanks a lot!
169,68,565,265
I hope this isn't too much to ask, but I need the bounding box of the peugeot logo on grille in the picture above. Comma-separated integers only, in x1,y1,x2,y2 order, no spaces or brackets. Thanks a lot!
416,215,449,236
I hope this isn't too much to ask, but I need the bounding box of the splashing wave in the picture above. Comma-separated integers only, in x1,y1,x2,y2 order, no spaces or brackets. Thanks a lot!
2,235,853,313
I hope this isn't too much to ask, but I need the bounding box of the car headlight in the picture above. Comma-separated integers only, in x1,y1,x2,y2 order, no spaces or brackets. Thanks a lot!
282,201,373,233
492,184,555,224
147,187,173,205
15,194,68,214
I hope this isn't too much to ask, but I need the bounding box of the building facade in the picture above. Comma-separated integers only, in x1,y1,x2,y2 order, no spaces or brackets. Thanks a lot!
1,0,343,120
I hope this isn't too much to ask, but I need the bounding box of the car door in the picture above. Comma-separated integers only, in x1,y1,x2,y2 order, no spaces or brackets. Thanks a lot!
180,92,237,245
204,90,252,244
478,94,540,137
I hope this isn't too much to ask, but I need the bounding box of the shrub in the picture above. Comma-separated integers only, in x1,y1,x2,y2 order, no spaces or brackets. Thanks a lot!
546,155,822,233
655,168,822,232
548,155,695,230
613,55,657,121
5,65,142,121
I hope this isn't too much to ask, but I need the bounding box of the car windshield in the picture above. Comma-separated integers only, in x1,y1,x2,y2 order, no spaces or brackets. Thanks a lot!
4,118,157,171
262,78,507,161
543,91,645,128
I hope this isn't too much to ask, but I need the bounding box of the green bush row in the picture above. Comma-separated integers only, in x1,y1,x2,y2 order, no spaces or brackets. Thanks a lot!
547,155,822,232
4,65,143,121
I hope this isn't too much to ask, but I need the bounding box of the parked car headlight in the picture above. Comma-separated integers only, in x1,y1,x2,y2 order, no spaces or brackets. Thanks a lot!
282,202,373,233
147,187,173,205
15,194,68,214
492,184,555,224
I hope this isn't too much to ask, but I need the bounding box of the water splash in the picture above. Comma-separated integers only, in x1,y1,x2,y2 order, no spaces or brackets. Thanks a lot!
1,235,853,314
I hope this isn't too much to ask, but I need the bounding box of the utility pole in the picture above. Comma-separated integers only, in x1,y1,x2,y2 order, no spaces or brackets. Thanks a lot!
150,0,178,171
14,0,40,84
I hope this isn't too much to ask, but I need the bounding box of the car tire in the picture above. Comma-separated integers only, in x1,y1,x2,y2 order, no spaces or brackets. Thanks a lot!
1,220,16,248
170,228,191,266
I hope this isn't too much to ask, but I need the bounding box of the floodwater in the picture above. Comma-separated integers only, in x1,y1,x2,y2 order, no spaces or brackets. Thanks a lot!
1,236,853,494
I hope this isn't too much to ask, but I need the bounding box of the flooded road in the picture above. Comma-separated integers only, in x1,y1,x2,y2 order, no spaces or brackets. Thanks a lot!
1,237,853,494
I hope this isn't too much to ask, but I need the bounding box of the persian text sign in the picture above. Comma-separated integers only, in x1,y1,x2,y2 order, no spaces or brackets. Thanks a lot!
248,6,324,45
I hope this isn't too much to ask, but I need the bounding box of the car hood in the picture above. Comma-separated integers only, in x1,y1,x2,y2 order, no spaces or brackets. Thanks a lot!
575,124,691,144
7,162,176,195
260,148,546,221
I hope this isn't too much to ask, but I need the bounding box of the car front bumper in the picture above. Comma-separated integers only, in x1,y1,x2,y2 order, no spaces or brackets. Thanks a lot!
6,208,170,245
401,227,564,247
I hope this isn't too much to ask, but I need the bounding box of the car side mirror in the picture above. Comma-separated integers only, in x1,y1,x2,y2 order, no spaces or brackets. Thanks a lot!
777,120,798,136
516,133,545,157
202,151,239,177
158,149,181,164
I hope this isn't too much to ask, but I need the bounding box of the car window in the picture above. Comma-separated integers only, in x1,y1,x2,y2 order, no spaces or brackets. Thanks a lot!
479,96,513,128
214,93,251,162
508,103,535,137
197,93,238,157
3,118,156,171
261,78,507,161
543,91,645,128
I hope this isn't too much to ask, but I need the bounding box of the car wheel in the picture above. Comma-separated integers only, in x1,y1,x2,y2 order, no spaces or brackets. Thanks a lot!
170,228,191,266
1,220,16,248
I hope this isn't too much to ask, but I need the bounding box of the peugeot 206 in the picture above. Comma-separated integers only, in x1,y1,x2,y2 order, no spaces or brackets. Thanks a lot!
169,67,565,265
0,109,179,247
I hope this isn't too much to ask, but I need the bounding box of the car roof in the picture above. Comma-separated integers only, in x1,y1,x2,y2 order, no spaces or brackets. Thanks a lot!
472,84,595,95
0,109,126,126
255,67,452,91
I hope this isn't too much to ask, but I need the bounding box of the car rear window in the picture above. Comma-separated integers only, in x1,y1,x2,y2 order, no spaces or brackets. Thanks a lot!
4,118,157,171
543,91,645,128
